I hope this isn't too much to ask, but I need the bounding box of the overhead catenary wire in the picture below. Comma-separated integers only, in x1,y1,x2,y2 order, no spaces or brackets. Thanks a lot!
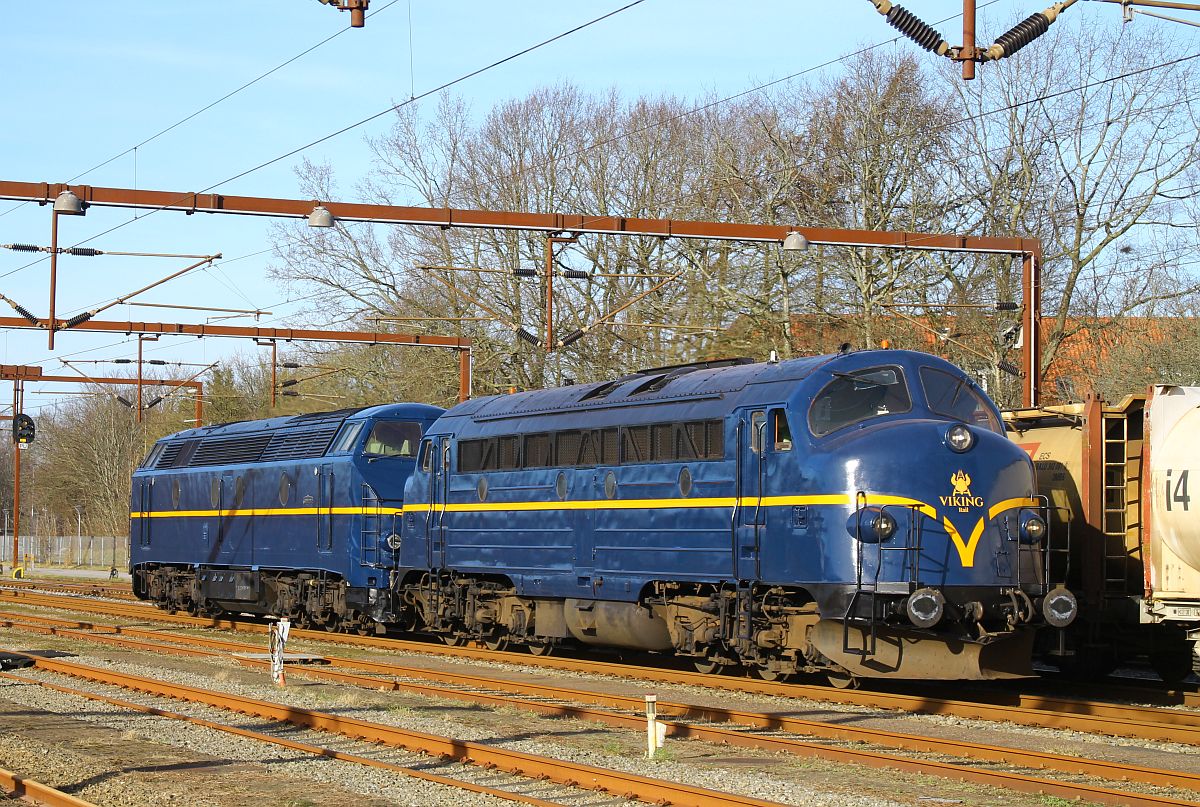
0,0,649,286
0,0,404,222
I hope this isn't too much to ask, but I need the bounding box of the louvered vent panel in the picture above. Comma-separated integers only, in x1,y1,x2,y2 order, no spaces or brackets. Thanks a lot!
155,442,185,469
188,434,273,466
259,425,340,462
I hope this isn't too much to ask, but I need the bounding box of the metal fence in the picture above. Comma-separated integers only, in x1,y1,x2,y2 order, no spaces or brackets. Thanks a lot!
0,533,126,571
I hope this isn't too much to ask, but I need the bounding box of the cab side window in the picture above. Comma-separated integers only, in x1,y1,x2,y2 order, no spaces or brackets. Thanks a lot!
750,411,766,454
363,421,421,457
772,409,793,451
329,422,364,453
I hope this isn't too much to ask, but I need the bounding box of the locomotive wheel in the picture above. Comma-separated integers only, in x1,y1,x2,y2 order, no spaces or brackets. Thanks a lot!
826,670,860,689
1150,645,1196,685
441,633,467,647
692,658,730,675
526,641,554,657
346,611,373,636
753,667,792,682
483,633,509,652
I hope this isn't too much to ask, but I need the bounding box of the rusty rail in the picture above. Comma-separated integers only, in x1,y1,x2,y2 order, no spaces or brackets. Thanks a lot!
0,671,558,807
2,653,785,807
2,611,1199,806
3,589,1198,742
0,579,134,600
0,765,96,807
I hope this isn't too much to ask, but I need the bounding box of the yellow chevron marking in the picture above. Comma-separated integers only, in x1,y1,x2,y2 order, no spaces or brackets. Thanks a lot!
987,497,1040,521
942,516,987,568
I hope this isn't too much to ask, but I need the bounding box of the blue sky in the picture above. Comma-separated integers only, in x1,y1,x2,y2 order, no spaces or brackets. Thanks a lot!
0,0,1170,413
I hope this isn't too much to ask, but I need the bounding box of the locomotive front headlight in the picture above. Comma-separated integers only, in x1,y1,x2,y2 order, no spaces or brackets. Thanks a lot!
946,423,974,453
1020,514,1047,545
906,587,946,629
1041,586,1078,628
847,506,900,543
872,511,897,541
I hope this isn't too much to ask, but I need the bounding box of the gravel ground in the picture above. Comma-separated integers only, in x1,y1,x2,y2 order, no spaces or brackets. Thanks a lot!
2,608,1198,807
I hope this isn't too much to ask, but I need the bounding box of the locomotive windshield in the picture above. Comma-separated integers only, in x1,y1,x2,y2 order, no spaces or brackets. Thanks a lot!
808,366,911,437
363,421,421,458
919,366,1001,432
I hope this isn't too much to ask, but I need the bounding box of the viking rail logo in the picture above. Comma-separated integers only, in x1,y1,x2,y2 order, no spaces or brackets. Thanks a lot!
941,470,984,513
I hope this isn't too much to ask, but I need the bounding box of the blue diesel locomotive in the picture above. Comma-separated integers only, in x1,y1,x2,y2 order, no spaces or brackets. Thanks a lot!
130,349,1077,682
130,403,443,634
395,349,1076,681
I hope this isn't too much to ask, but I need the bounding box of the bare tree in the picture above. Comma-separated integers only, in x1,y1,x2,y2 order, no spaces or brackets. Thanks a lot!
950,18,1200,403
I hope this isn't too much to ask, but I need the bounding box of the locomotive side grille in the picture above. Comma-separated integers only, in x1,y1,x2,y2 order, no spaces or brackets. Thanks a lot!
523,433,552,468
497,436,519,469
260,425,340,462
455,418,724,472
677,426,700,460
155,442,185,469
652,424,673,460
188,434,273,466
600,428,620,464
459,439,487,472
557,431,583,465
624,426,651,463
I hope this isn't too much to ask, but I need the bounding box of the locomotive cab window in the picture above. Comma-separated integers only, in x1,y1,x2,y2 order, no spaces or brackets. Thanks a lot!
363,421,421,458
419,440,433,472
920,366,1001,433
329,421,364,453
750,411,766,454
808,366,911,437
772,409,793,451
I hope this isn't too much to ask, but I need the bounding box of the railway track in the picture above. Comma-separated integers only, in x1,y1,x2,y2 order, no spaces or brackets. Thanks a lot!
3,588,1197,745
0,652,787,807
2,609,1199,806
0,578,134,601
0,764,96,807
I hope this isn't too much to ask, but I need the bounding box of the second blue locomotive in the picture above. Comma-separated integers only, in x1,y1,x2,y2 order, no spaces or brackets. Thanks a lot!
131,403,443,633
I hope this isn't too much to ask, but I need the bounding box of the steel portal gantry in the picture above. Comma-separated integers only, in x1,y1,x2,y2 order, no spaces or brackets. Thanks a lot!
0,179,1042,405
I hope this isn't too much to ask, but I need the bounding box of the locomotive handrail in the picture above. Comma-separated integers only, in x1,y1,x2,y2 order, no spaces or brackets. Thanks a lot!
731,420,743,581
752,419,766,581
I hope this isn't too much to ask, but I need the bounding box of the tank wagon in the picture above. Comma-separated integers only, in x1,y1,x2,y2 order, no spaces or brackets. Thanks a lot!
1006,387,1200,682
394,349,1075,682
130,403,444,633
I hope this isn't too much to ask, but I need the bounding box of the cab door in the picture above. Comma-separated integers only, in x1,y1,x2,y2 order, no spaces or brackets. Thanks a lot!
315,464,335,554
734,410,766,580
426,437,451,569
133,477,153,550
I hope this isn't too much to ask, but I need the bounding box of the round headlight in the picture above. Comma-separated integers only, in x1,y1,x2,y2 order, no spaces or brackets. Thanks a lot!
872,511,897,541
1020,514,1047,545
946,424,974,453
906,587,945,629
1042,586,1078,628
